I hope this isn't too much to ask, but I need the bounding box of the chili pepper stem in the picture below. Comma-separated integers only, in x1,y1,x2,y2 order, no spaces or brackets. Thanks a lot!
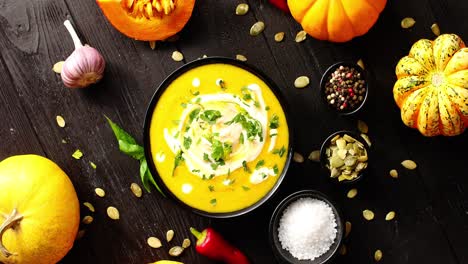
190,227,202,239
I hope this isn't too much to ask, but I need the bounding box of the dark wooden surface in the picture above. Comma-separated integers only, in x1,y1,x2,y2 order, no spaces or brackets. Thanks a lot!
0,0,467,263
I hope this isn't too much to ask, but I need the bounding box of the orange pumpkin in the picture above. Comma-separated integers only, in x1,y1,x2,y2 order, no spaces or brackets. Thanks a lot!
287,0,387,42
97,0,195,41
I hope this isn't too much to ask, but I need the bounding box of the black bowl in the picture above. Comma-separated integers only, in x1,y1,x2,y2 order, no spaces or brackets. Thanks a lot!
320,62,369,115
319,130,370,184
269,190,344,264
143,57,293,218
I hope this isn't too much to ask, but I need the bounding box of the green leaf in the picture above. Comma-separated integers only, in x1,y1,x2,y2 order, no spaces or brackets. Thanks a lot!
242,186,250,191
273,146,286,158
183,137,192,150
203,153,210,162
188,108,201,124
256,160,265,169
105,116,144,160
208,185,214,192
200,110,222,124
139,158,152,192
273,164,279,175
210,198,217,206
269,114,280,129
242,160,251,173
172,150,184,176
239,133,244,144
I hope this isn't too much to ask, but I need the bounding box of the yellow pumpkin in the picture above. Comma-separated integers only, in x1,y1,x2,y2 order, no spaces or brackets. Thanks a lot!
393,34,468,136
287,0,387,42
0,155,80,264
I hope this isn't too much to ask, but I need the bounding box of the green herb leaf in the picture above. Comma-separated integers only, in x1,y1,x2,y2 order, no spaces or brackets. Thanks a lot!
273,164,279,175
256,160,265,169
195,97,202,103
269,114,280,129
208,185,214,192
242,186,251,191
211,163,219,170
254,101,260,108
265,106,270,111
192,169,200,173
239,133,244,144
203,153,210,162
188,108,201,124
172,150,184,176
191,90,200,96
200,110,222,124
273,146,286,157
105,116,144,160
242,160,251,173
183,137,192,150
225,112,263,142
243,93,252,101
228,168,231,177
210,198,217,206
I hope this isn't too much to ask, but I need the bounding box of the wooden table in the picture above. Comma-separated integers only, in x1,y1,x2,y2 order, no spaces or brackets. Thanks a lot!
1,0,467,263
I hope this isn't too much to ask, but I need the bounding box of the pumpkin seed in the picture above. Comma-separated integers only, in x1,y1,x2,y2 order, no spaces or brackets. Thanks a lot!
293,152,304,163
235,3,249,15
56,115,66,127
357,120,368,134
76,229,85,240
130,183,143,198
363,209,375,221
389,169,398,178
401,17,416,29
72,149,83,160
202,54,208,58
294,76,310,88
166,229,174,242
107,206,120,220
431,23,441,36
149,41,156,50
182,238,191,248
82,215,94,224
172,51,184,62
347,188,358,199
345,221,352,238
295,30,307,43
274,32,285,42
361,134,371,147
308,150,320,162
95,188,105,197
401,160,417,170
236,54,247,61
250,21,265,36
169,246,184,257
147,237,162,248
83,202,95,212
374,249,383,261
357,59,365,69
385,211,396,221
90,162,97,169
339,244,347,255
52,61,65,74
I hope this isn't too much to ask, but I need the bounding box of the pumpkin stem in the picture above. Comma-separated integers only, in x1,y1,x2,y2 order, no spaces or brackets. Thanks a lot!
64,20,83,50
0,208,23,258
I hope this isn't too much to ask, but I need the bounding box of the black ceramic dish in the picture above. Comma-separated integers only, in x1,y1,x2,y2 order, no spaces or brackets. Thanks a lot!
269,190,344,264
319,130,371,184
319,62,369,116
143,57,293,218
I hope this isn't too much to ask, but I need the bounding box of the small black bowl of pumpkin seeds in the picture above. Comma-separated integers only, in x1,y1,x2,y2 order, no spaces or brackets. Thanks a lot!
319,131,370,184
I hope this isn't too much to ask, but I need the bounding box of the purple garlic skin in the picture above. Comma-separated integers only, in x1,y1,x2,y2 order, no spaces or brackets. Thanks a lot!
61,45,105,88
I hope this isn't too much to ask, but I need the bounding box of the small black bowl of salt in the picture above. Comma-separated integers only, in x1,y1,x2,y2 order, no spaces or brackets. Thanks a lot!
269,190,344,264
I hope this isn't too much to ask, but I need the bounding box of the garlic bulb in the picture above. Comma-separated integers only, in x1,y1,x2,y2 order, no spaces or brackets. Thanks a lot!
61,20,105,88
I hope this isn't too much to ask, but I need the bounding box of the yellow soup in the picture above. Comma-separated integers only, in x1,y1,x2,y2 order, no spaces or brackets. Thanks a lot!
149,63,289,213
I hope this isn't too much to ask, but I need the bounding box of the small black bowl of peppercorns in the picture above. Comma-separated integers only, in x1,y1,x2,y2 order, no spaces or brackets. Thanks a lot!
320,62,369,115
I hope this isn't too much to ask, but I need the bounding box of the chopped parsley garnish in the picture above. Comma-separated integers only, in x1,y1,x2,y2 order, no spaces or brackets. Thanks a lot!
262,173,268,179
256,160,265,169
272,146,286,157
192,169,200,173
188,108,201,123
227,168,231,177
273,164,279,175
239,133,244,144
208,185,214,192
200,110,222,124
217,79,226,89
243,93,252,101
183,137,192,149
211,163,219,170
208,174,215,179
210,140,232,162
269,114,280,129
254,101,260,108
181,102,187,108
225,112,263,142
265,106,270,111
242,160,251,173
195,97,202,103
191,90,200,96
172,150,184,176
242,186,250,191
203,153,210,162
210,198,217,206
174,131,180,138
270,133,278,137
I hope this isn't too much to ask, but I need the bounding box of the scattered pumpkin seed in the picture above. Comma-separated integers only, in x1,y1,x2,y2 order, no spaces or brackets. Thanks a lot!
169,246,184,257
347,188,358,199
56,115,66,127
172,51,184,62
202,54,208,58
236,54,247,61
294,76,310,88
389,169,398,178
83,202,95,212
182,238,191,248
401,160,417,170
295,30,307,43
149,41,156,50
293,152,304,163
75,229,85,240
339,244,347,255
82,215,94,225
308,150,320,162
274,32,285,42
374,249,383,261
95,188,105,197
357,120,368,134
61,139,67,144
52,61,65,74
361,133,372,147
235,3,249,15
345,221,352,238
107,206,120,220
90,162,97,169
357,59,365,69
401,17,416,29
431,23,441,36
72,149,83,160
130,183,143,198
147,237,162,248
250,21,265,36
363,209,375,221
385,211,396,221
166,229,175,242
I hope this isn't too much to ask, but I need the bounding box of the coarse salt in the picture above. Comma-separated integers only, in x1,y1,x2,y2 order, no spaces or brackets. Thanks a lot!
278,198,337,260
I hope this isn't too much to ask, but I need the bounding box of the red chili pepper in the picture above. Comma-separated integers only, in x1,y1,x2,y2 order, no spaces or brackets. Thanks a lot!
268,0,290,13
190,227,250,264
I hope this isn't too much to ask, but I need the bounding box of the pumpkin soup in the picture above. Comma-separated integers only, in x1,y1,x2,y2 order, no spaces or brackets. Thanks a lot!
149,63,289,213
